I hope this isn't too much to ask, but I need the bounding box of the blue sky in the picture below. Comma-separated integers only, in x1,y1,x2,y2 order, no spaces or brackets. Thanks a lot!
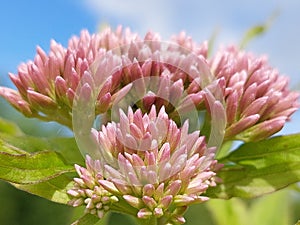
1,0,299,82
0,0,299,134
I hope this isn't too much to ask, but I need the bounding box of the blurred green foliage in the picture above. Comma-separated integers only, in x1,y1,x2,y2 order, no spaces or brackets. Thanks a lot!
1,176,299,225
0,180,73,225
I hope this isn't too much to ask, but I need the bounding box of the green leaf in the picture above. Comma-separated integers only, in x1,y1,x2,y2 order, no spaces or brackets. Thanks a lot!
0,150,75,184
0,117,23,135
206,189,292,225
207,27,220,58
224,134,300,168
12,173,74,204
0,132,83,164
216,140,234,159
46,137,84,165
207,134,300,199
0,135,28,154
0,117,83,164
239,10,279,49
0,118,80,204
70,211,137,225
239,25,266,49
249,190,291,225
206,198,250,225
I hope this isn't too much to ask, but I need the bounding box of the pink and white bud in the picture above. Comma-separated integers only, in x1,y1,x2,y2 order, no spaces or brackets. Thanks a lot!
67,156,119,219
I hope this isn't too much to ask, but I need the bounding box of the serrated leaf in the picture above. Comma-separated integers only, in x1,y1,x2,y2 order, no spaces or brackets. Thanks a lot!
0,136,28,154
225,134,300,168
0,150,75,184
207,162,300,199
0,132,83,165
0,117,83,204
0,117,83,164
207,134,300,199
12,173,74,204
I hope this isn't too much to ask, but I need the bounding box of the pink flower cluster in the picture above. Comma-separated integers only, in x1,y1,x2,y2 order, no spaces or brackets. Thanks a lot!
0,26,298,140
68,106,219,223
0,26,299,224
0,27,136,127
209,46,299,141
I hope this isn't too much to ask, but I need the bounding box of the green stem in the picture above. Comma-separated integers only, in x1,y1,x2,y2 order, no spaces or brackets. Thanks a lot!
135,216,158,225
157,217,168,225
135,216,172,225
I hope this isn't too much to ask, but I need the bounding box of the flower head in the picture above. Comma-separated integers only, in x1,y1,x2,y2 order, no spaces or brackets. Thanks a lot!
0,27,137,128
209,46,299,141
0,26,216,130
68,106,219,224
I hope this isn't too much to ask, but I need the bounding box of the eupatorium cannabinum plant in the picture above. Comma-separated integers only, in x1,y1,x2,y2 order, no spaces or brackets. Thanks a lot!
0,26,299,225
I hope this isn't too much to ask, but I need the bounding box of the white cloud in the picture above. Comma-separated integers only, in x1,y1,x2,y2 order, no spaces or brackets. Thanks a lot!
81,0,300,81
80,0,300,134
82,0,175,36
